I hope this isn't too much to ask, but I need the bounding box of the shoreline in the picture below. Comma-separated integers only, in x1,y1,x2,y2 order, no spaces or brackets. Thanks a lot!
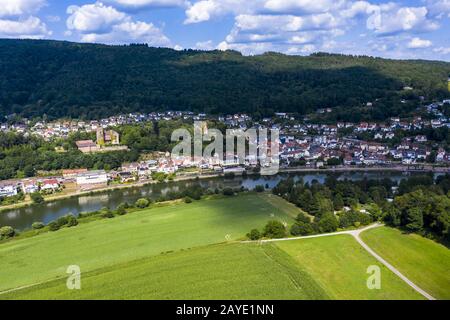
0,165,448,213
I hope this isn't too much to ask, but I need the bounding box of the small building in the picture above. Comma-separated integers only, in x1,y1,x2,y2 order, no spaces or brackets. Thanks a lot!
22,180,39,194
118,171,136,183
0,183,18,197
41,179,60,192
75,140,99,153
62,169,88,180
76,170,108,189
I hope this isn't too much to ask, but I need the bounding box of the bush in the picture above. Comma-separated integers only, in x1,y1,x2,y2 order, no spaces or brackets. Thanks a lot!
296,213,311,224
184,196,193,203
0,226,15,239
56,215,69,226
254,185,265,192
263,220,287,239
48,221,60,231
32,222,45,229
66,215,78,227
116,204,127,215
30,192,44,204
223,188,234,196
102,212,115,218
135,198,150,209
247,229,261,240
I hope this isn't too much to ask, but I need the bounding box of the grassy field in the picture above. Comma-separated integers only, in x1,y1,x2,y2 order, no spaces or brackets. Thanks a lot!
361,226,450,300
0,193,298,293
275,235,424,300
1,243,329,300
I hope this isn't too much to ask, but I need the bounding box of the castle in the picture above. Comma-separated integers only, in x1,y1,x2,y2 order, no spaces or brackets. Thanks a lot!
96,127,120,146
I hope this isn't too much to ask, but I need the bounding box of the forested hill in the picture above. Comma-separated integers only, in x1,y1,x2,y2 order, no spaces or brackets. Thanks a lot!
0,39,449,121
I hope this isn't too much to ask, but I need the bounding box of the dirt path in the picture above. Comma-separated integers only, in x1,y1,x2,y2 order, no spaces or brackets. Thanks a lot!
245,223,436,300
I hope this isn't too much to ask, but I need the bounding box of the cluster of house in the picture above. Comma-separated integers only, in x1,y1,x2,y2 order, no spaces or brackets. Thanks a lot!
276,111,450,166
279,134,445,166
0,111,208,140
0,178,61,198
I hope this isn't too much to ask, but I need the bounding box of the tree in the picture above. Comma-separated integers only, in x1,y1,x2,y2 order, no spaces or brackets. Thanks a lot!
30,192,44,204
135,198,150,209
290,222,314,236
247,229,261,240
405,207,423,232
318,213,339,233
333,194,344,211
263,220,287,239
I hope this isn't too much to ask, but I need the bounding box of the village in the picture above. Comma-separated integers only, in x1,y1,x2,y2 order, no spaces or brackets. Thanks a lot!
0,99,449,202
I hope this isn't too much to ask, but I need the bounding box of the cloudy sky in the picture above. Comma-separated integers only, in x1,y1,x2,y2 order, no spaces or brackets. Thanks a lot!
0,0,449,60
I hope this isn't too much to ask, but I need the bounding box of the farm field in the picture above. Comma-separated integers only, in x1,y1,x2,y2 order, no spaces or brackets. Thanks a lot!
361,226,450,300
0,193,297,293
1,243,328,300
275,235,424,300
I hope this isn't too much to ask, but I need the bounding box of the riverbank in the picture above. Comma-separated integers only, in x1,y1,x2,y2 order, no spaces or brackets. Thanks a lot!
0,165,448,213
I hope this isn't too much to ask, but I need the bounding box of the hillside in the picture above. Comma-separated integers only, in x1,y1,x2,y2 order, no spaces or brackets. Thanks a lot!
0,39,449,121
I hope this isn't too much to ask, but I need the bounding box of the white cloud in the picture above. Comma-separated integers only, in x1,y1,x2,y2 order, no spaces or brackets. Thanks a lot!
104,0,188,10
67,2,127,33
195,39,215,50
0,16,50,38
80,20,170,46
0,0,46,18
0,0,49,38
185,0,259,24
67,2,171,46
426,0,450,18
46,15,61,23
367,6,439,35
234,13,344,33
433,47,450,55
407,37,432,49
263,0,345,14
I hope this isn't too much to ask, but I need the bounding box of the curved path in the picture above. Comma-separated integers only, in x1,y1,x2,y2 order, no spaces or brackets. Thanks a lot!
245,223,436,300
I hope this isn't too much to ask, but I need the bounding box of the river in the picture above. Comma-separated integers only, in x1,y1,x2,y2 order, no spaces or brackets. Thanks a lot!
0,171,438,231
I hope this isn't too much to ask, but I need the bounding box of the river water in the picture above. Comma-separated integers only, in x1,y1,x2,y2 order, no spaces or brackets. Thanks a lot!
0,171,436,230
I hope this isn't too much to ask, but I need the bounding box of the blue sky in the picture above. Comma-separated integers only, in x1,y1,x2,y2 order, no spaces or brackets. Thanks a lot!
0,0,449,60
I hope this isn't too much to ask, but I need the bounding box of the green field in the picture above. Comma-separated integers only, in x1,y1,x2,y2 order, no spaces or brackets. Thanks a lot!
0,193,297,293
1,193,447,300
1,243,329,300
361,226,450,300
275,235,424,300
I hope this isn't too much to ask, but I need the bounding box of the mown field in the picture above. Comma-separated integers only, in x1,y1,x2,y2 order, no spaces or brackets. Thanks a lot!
2,243,329,300
361,226,450,300
0,193,297,293
275,235,424,300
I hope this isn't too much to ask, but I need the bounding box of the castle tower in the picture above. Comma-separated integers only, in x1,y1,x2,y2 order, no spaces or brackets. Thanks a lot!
96,127,105,146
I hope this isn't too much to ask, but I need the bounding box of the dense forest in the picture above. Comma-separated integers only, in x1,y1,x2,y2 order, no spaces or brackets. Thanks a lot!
0,39,449,121
271,174,450,242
